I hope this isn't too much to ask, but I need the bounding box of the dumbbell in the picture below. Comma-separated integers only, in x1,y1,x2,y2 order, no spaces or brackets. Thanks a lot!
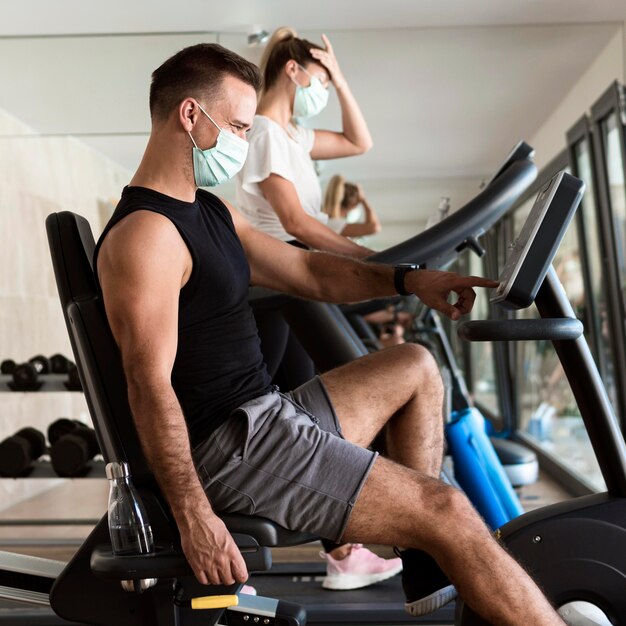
9,355,51,390
0,428,46,477
65,365,82,391
48,418,100,477
0,359,16,375
50,353,74,374
11,362,41,391
29,355,51,375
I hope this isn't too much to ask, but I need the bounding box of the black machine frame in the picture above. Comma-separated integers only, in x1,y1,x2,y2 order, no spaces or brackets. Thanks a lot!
457,172,626,625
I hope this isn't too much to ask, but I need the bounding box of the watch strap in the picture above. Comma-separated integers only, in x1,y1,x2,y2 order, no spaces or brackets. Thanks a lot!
394,264,418,296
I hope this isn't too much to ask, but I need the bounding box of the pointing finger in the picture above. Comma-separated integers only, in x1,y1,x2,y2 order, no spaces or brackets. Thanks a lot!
461,275,499,289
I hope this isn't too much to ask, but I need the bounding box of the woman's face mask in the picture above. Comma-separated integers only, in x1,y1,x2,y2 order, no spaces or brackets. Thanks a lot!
291,64,329,119
188,103,249,187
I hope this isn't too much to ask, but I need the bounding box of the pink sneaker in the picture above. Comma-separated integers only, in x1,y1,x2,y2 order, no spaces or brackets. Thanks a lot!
320,544,403,590
240,584,257,595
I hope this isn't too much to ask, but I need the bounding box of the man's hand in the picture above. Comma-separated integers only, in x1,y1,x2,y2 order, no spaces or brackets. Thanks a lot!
179,510,249,586
407,270,499,321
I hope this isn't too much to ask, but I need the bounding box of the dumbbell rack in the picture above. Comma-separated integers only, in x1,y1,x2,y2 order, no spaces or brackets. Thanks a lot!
0,377,105,542
0,373,79,393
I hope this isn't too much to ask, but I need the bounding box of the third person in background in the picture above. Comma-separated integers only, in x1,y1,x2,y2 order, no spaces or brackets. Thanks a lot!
323,175,381,238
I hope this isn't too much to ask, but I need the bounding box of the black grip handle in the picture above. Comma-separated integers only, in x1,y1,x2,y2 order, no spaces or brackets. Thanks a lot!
457,318,584,342
456,236,486,257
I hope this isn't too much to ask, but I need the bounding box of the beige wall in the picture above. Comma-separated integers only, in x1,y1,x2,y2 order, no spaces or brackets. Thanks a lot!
0,108,130,510
530,26,626,170
0,110,129,362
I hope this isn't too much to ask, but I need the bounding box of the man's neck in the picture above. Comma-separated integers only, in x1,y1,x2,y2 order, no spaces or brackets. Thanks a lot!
129,135,197,203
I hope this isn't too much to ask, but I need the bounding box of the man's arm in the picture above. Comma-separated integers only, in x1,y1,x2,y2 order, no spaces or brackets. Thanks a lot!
98,210,247,586
227,203,498,321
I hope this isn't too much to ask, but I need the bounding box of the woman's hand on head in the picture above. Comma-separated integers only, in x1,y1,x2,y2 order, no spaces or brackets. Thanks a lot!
310,34,346,90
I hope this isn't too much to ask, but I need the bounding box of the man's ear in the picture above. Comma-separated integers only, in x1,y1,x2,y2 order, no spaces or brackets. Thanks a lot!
179,98,199,132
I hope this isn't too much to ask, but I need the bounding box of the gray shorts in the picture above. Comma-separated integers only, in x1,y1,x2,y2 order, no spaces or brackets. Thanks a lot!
192,377,378,543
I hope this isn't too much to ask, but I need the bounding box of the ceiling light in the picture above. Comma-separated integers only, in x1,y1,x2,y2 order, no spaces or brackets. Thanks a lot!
248,29,269,46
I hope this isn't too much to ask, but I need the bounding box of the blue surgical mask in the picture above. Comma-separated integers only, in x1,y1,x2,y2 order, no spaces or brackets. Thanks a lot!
292,65,329,119
188,104,249,187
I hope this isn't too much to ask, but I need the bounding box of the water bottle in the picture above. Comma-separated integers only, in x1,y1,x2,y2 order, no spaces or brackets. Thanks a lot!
106,461,156,592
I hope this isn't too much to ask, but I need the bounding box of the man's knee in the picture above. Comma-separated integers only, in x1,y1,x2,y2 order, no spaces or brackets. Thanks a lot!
417,480,475,542
429,481,469,516
395,343,443,392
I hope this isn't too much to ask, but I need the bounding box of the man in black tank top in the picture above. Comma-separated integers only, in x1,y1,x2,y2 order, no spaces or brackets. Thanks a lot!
94,44,566,625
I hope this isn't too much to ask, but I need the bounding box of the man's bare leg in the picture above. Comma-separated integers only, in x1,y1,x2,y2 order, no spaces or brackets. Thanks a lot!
321,343,444,475
321,344,563,623
344,457,564,625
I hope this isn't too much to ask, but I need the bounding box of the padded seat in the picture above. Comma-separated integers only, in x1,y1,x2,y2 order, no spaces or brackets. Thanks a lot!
221,514,316,547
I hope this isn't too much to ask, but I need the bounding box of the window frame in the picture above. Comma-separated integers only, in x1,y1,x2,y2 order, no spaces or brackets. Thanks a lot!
589,81,626,432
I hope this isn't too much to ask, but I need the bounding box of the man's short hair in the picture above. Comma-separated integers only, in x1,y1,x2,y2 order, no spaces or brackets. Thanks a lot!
149,43,262,121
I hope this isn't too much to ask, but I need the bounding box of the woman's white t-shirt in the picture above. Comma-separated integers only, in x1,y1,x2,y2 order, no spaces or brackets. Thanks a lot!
326,217,347,234
235,115,328,242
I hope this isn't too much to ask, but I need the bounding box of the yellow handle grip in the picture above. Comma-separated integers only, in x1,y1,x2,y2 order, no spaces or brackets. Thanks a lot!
191,594,239,610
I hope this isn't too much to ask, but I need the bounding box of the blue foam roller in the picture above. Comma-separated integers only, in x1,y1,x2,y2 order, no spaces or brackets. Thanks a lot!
446,407,524,529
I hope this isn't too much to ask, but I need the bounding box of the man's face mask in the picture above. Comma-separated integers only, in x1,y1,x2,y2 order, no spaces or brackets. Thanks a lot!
188,103,249,187
291,64,329,119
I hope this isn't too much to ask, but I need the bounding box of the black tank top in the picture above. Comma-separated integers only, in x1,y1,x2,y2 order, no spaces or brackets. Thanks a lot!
94,186,271,446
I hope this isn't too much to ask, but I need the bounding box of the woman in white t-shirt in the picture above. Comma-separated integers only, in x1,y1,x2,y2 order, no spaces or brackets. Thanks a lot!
235,27,402,592
235,27,373,257
235,26,379,391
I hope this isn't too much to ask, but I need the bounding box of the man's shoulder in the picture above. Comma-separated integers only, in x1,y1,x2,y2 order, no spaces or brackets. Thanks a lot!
97,209,190,291
102,210,183,256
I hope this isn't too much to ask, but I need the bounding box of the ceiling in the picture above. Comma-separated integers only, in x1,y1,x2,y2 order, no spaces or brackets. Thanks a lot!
2,0,626,35
0,2,624,186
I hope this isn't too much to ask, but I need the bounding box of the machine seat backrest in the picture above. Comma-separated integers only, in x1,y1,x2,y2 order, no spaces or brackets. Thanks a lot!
46,211,152,484
46,211,318,546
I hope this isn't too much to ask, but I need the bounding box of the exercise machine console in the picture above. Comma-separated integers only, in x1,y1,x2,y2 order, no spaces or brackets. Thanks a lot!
491,170,583,310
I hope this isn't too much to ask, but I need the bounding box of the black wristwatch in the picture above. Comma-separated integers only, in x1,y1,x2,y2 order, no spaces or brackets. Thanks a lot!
394,263,419,296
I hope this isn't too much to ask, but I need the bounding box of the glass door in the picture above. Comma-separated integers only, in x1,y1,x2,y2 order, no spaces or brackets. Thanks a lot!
602,112,626,301
567,116,619,414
